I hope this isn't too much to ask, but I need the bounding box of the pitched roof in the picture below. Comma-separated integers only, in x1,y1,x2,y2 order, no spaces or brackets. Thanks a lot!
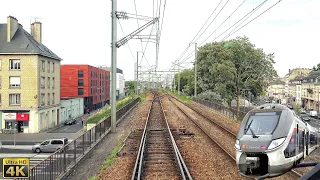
0,24,62,60
270,79,285,85
303,70,320,80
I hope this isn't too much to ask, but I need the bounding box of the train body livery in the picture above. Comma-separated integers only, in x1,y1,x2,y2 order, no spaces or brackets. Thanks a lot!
235,103,320,179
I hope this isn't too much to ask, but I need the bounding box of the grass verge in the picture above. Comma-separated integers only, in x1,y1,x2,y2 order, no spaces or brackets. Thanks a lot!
85,96,136,125
166,90,192,102
90,132,129,180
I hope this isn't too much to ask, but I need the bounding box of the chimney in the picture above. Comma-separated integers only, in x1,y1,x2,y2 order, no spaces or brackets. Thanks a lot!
31,21,42,44
7,16,18,42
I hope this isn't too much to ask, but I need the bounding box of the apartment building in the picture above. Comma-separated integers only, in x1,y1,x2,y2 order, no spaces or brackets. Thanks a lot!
60,65,110,113
267,79,286,104
96,66,125,100
0,16,62,133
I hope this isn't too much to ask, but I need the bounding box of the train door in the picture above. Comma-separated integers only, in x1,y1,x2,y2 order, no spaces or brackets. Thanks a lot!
306,131,309,156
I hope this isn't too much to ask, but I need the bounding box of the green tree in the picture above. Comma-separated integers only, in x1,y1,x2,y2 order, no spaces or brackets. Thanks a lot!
197,36,277,111
125,81,135,95
174,69,194,95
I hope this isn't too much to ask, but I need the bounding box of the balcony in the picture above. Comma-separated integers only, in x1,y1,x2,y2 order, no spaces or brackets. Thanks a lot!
307,88,313,94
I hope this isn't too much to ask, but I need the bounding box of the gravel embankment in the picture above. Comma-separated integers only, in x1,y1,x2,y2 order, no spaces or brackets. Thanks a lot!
163,96,248,179
98,93,153,180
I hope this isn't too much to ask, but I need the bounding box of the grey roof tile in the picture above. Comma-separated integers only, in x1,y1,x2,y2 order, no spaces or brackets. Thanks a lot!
0,24,62,60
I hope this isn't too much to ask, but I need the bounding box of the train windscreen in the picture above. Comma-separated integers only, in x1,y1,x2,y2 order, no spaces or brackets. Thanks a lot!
244,111,282,135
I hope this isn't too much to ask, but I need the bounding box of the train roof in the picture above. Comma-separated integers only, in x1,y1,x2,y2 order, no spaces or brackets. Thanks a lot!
253,103,290,111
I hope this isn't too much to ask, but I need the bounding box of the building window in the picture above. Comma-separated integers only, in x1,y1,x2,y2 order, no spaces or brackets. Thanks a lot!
78,70,84,78
9,76,21,88
48,93,50,105
9,59,20,70
41,76,45,88
52,62,55,73
9,94,20,105
40,93,45,105
78,88,84,95
47,77,50,88
41,61,45,72
47,61,50,72
52,93,55,104
78,79,84,86
0,94,1,105
52,77,55,88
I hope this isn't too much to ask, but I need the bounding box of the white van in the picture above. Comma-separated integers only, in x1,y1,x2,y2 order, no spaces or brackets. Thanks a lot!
309,110,318,117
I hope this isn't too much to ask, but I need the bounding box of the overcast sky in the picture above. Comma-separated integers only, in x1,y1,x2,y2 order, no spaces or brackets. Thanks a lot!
1,0,319,80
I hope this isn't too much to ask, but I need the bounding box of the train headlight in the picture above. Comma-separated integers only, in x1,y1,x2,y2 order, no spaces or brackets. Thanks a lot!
235,139,240,150
267,137,286,150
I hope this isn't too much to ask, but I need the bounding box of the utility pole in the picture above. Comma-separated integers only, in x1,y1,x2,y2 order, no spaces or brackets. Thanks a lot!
136,52,139,95
194,42,197,97
111,0,117,133
178,61,180,95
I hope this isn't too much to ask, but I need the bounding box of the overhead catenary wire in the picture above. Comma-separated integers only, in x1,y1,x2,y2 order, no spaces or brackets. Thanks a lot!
166,0,280,72
221,0,283,41
133,0,150,68
174,0,225,63
140,23,156,67
176,0,269,66
118,20,136,62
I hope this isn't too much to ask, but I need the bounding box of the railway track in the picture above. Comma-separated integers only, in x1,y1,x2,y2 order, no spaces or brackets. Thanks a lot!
168,94,302,180
131,93,192,180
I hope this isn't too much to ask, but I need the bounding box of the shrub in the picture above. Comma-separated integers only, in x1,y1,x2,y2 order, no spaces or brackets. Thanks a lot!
198,90,223,104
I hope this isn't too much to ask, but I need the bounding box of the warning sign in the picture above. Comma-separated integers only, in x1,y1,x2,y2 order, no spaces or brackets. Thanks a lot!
2,158,29,178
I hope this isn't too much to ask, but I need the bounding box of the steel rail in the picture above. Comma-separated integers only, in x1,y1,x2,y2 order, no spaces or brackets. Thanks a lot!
168,97,236,161
131,93,155,180
168,94,302,179
160,97,193,180
131,92,192,180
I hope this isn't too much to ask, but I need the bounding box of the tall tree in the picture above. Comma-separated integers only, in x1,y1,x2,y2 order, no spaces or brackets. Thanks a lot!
197,36,277,111
174,69,195,95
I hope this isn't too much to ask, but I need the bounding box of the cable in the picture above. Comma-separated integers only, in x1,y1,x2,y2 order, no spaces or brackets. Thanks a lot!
133,0,145,65
222,0,282,41
175,0,225,63
140,23,156,67
192,0,231,45
199,0,247,45
118,20,136,62
210,0,268,42
157,0,166,68
177,0,268,65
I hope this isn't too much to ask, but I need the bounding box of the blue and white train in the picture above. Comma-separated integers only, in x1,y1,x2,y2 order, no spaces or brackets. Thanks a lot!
235,103,320,179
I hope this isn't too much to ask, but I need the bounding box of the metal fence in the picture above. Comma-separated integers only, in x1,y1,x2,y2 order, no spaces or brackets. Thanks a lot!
192,97,248,122
25,97,140,180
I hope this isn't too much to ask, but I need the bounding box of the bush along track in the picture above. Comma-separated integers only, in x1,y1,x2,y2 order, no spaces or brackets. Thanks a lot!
85,96,136,125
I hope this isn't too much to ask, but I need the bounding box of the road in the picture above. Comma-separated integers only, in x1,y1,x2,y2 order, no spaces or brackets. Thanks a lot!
0,142,86,180
48,119,83,133
306,117,320,129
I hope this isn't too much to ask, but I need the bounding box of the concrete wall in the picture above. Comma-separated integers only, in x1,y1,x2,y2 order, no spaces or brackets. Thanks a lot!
60,98,84,123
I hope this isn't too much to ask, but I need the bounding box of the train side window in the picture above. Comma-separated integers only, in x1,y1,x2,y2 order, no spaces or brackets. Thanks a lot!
284,131,296,158
310,133,317,146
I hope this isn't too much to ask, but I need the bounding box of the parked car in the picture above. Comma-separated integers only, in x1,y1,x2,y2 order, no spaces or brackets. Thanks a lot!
32,138,68,153
65,118,77,125
300,112,311,121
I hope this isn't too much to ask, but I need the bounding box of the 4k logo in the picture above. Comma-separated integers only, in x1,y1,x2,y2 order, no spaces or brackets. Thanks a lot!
2,158,29,178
